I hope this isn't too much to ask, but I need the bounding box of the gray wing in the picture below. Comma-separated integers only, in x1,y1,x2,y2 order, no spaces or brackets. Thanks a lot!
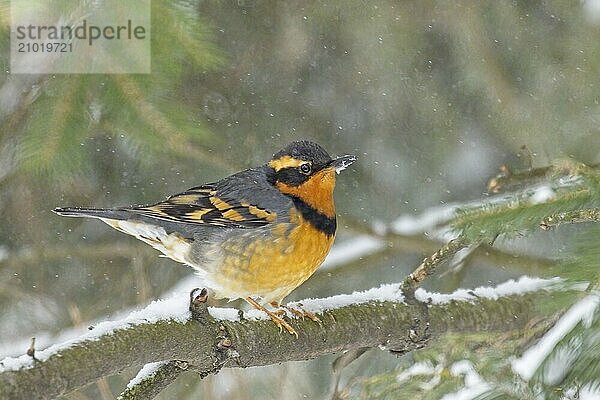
54,166,293,240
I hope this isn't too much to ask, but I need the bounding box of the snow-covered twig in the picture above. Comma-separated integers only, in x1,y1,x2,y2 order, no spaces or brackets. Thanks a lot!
118,360,192,400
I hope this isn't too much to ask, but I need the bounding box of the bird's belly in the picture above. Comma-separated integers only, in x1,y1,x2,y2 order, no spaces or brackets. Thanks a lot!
213,218,335,303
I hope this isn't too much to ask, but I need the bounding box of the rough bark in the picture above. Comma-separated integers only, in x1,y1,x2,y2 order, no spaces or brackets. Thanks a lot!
0,289,547,400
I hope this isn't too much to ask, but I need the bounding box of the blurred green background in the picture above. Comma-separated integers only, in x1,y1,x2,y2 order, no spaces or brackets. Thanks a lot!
0,1,598,399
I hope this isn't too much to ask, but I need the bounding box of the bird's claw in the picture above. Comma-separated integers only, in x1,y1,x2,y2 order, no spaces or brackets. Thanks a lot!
246,297,298,337
270,302,321,322
268,313,297,337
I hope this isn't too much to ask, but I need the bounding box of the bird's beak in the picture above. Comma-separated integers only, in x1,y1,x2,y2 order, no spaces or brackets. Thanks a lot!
329,154,357,174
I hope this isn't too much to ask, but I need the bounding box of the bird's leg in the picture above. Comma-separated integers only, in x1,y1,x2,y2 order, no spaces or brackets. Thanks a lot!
270,301,321,322
245,297,298,337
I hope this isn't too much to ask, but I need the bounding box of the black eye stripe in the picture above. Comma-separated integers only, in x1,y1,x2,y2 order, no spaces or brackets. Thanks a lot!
266,159,332,187
274,167,310,186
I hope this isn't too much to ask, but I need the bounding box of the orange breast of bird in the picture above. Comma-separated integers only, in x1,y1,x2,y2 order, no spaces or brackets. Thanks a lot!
214,168,338,304
215,208,335,304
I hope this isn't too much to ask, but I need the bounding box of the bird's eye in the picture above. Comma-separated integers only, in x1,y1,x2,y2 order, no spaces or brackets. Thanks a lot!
299,163,312,175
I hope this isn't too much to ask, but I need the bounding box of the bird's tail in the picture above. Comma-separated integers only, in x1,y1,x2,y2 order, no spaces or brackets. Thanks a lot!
52,207,131,220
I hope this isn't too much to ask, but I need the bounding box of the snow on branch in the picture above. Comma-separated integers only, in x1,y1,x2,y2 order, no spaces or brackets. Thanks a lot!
0,293,190,373
0,276,578,400
126,361,169,390
0,276,561,374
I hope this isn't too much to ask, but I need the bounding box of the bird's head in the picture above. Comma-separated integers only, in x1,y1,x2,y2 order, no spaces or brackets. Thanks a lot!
267,140,356,217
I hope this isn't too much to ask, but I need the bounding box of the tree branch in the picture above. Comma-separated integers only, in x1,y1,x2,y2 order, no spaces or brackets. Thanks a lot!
0,278,565,400
117,360,192,400
486,161,600,194
341,213,555,278
116,289,220,399
400,236,469,295
540,208,600,230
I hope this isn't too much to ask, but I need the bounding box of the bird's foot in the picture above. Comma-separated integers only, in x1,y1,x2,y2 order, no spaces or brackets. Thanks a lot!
270,302,321,322
245,297,298,337
265,310,298,337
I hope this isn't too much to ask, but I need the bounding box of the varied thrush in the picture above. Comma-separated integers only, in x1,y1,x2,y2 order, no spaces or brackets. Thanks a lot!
54,140,356,336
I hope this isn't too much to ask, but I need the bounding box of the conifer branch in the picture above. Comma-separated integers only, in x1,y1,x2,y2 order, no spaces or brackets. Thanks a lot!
540,208,600,230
